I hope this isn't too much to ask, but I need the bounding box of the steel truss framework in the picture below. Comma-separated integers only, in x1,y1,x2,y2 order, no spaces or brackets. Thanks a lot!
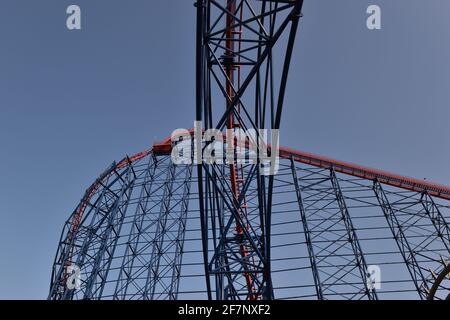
48,0,450,300
195,0,305,299
49,143,450,300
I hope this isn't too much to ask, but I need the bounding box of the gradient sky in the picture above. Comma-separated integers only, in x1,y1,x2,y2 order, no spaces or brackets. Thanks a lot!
0,0,449,299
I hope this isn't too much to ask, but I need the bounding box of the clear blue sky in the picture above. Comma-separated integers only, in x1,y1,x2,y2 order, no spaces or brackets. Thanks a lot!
0,0,449,299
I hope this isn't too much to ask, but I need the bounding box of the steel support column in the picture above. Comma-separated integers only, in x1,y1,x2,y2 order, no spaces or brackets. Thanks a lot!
290,157,324,299
373,180,430,299
196,0,304,300
330,168,378,300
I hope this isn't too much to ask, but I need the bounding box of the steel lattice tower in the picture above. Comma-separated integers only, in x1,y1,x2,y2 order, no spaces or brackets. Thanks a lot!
49,0,450,300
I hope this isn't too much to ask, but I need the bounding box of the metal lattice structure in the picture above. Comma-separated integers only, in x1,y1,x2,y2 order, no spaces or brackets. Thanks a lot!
49,0,450,300
48,140,450,300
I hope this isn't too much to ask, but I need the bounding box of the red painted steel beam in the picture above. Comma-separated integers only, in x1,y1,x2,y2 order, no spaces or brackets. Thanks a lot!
279,146,450,201
153,132,450,201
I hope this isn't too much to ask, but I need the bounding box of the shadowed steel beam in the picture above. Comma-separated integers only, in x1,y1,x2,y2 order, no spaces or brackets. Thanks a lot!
196,0,305,300
330,168,378,300
420,193,450,252
196,0,213,300
373,180,429,299
283,147,450,201
169,165,193,299
84,166,135,299
144,162,177,299
113,156,157,299
290,157,324,300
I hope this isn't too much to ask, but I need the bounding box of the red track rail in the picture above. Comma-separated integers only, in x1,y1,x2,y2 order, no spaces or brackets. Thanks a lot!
62,149,152,279
155,132,450,201
224,0,256,299
279,146,450,201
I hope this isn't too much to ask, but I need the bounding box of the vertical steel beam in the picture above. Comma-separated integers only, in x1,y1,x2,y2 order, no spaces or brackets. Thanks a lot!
144,162,177,299
290,157,324,299
420,193,450,252
83,165,135,299
373,180,429,299
197,0,305,300
196,0,214,300
168,165,193,299
113,156,157,299
330,169,378,300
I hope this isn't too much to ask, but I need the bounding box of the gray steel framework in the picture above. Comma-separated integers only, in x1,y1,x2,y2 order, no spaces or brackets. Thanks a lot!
48,149,450,300
48,0,450,300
